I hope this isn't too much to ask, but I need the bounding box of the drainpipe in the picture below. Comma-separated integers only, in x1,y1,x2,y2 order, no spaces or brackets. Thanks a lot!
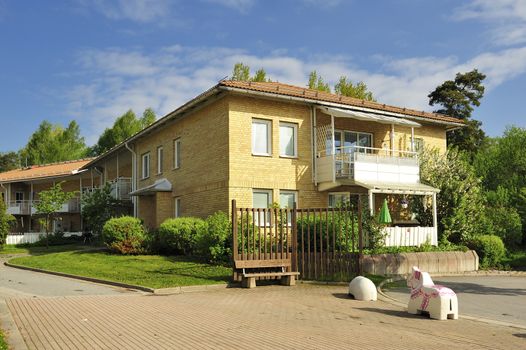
125,142,138,218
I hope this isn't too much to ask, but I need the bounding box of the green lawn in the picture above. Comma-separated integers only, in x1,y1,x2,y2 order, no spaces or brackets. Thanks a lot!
0,329,7,350
9,251,232,289
0,244,91,256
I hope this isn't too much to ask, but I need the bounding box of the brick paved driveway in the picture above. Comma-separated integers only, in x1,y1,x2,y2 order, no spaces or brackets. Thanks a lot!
7,284,526,349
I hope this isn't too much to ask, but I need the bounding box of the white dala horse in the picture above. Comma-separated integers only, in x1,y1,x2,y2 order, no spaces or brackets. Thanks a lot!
406,266,458,320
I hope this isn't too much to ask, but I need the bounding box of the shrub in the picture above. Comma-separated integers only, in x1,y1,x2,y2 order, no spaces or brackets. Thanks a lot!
102,216,146,254
0,200,15,247
468,235,506,268
34,231,84,246
484,205,522,248
196,211,232,263
157,217,207,255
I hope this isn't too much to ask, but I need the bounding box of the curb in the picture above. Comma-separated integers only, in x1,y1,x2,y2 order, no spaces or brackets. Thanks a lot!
376,275,526,330
0,299,28,350
4,262,154,293
153,283,238,295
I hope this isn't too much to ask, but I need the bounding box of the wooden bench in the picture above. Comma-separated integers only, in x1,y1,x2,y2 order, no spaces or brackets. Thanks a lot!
235,259,300,288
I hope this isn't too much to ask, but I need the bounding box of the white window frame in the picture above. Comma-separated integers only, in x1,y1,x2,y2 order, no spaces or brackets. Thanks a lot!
141,152,150,179
173,138,181,169
328,192,350,208
253,189,273,226
279,122,298,158
279,190,297,209
174,197,181,218
252,119,272,156
157,146,163,175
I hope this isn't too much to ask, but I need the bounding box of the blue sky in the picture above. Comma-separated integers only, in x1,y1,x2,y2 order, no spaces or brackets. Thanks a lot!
1,0,526,151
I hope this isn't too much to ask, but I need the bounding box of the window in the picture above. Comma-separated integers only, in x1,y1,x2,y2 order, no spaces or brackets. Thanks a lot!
412,137,424,153
279,122,298,157
279,190,297,209
141,153,150,179
253,189,272,226
174,197,181,218
329,192,350,208
157,146,163,174
15,192,24,204
252,119,271,156
326,130,373,155
173,138,181,169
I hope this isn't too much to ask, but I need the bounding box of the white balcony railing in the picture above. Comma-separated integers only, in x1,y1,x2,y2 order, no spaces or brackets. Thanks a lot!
316,146,420,184
109,177,132,201
6,198,80,215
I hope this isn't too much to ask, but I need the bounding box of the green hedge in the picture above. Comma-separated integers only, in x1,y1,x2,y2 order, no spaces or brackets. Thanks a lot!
157,217,207,255
102,216,146,254
468,234,506,268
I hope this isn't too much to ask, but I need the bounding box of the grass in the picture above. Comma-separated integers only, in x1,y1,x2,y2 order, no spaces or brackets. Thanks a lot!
0,244,91,256
502,249,526,271
0,329,7,350
9,251,232,289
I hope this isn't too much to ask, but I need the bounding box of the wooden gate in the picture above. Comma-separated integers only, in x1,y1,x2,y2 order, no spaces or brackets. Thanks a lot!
231,200,363,282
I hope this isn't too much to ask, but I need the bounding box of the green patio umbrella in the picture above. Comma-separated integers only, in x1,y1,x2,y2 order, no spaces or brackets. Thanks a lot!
378,199,392,224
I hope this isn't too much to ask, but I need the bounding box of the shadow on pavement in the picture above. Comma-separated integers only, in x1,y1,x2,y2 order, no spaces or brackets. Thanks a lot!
357,307,434,320
432,280,526,297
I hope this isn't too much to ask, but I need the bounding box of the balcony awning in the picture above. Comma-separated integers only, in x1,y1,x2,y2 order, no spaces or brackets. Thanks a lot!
130,178,172,196
355,180,439,195
319,106,421,128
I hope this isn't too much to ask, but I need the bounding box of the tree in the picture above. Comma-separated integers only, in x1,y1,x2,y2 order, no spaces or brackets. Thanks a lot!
417,148,487,244
231,63,270,82
0,152,19,172
428,69,487,155
0,200,15,247
90,108,156,155
34,182,76,248
81,184,122,237
308,71,331,92
20,120,88,166
231,62,250,81
334,76,375,101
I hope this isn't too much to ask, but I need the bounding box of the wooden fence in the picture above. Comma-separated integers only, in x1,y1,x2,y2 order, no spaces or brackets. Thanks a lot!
232,200,363,282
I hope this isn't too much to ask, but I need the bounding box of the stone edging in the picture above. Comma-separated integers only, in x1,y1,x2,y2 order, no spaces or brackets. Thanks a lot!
376,273,526,330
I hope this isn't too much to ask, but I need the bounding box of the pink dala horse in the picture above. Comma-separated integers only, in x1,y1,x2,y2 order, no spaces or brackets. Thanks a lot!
406,266,458,320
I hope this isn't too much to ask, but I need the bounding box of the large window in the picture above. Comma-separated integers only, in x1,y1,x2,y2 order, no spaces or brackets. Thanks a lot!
157,146,163,174
412,137,424,153
173,138,181,169
279,190,297,209
174,197,181,218
252,119,271,156
327,130,373,154
279,122,298,157
253,189,272,226
328,192,350,208
141,152,150,179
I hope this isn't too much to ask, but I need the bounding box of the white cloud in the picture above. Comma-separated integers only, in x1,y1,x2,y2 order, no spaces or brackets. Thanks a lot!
64,44,526,145
77,0,172,22
453,0,526,46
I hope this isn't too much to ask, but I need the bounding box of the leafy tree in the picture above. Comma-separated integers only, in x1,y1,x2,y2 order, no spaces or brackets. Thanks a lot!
308,70,331,92
428,69,487,155
0,200,15,247
334,76,375,101
81,184,122,237
91,108,156,155
0,152,19,172
231,62,250,81
231,63,270,82
34,182,76,248
20,121,88,165
417,148,486,244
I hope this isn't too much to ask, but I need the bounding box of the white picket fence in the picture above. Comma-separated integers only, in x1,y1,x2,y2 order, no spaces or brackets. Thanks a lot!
5,232,83,245
383,226,438,247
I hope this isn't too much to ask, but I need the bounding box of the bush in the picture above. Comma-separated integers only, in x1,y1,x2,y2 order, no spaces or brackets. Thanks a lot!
196,211,232,264
484,205,522,248
0,200,15,247
468,235,506,268
102,216,146,254
34,231,84,246
157,217,207,255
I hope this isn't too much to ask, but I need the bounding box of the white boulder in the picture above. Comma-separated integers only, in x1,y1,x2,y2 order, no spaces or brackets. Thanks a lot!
349,276,377,301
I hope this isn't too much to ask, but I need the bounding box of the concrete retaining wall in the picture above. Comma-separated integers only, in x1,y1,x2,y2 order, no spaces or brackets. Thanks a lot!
362,250,479,276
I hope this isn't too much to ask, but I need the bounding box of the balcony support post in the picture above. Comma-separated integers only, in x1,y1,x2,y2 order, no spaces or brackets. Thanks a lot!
80,176,83,232
432,192,437,230
368,190,374,216
390,124,395,156
29,182,33,232
331,113,336,182
411,127,415,152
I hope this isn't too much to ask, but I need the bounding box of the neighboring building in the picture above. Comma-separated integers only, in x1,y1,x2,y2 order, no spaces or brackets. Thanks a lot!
81,80,464,245
0,158,132,235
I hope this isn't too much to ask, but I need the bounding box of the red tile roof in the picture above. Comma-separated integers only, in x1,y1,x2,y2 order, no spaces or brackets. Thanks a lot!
219,80,464,125
0,158,94,182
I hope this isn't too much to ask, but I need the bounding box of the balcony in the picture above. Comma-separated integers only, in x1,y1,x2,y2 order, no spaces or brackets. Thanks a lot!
6,201,38,215
316,146,419,191
109,177,132,201
57,198,81,213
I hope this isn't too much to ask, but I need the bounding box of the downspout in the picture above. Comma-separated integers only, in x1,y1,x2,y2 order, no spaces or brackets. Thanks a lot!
311,106,317,185
125,142,138,218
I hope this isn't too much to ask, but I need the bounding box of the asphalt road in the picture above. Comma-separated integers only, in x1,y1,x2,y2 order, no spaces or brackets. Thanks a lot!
385,275,526,326
0,257,139,299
